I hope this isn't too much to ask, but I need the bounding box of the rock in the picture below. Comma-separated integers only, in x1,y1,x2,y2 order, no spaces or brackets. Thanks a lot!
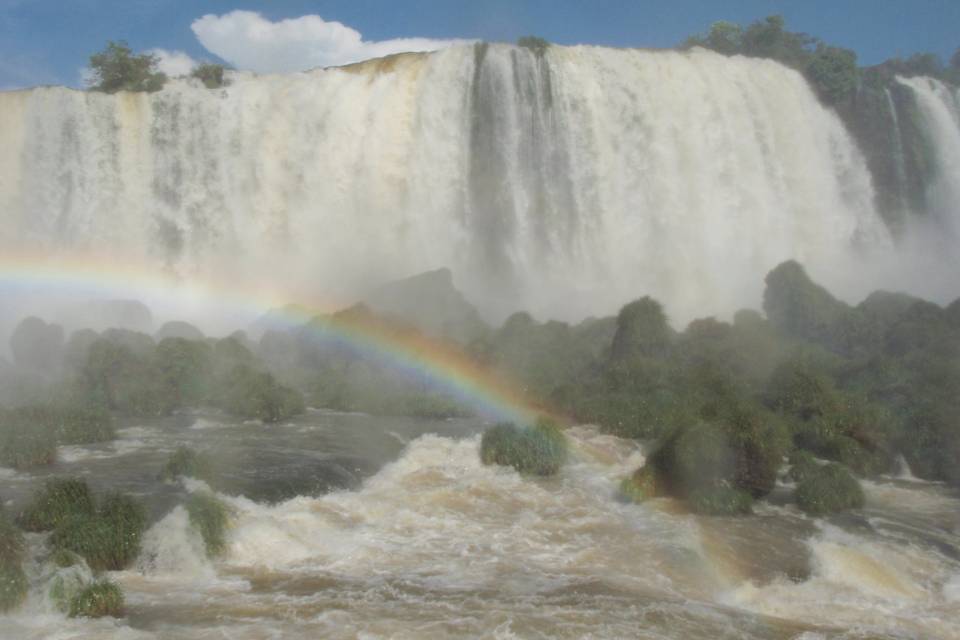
155,321,205,342
362,268,488,343
9,316,64,372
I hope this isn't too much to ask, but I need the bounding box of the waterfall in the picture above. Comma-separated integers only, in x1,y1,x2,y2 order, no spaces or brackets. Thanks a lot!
884,88,911,215
896,76,960,240
0,45,899,322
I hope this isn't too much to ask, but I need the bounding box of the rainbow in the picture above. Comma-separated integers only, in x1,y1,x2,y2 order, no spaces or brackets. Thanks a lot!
0,250,548,424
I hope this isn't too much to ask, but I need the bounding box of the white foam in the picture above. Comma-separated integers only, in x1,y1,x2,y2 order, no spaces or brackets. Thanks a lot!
136,506,216,582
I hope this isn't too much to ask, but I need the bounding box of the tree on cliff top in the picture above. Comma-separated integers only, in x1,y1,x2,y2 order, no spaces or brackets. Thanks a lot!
87,41,166,93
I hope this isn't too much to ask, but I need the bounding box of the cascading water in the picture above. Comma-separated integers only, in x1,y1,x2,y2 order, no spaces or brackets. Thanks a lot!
0,44,899,322
896,76,960,240
883,88,910,215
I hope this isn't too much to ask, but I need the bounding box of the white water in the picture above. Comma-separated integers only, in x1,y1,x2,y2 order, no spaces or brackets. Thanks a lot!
897,76,960,240
0,45,896,322
2,426,959,638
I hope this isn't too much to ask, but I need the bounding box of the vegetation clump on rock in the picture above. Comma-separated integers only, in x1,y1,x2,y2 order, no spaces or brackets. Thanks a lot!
17,478,96,532
49,491,146,571
794,463,865,516
68,579,125,618
185,492,231,557
191,62,229,88
0,511,27,613
87,40,166,93
480,418,568,476
159,445,216,483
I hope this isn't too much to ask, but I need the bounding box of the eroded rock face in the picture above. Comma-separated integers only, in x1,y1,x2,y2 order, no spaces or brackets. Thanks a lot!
9,316,64,372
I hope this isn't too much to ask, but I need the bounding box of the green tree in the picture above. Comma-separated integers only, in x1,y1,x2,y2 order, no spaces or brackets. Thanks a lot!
946,47,960,84
610,297,672,363
88,41,166,93
806,44,859,105
703,21,743,55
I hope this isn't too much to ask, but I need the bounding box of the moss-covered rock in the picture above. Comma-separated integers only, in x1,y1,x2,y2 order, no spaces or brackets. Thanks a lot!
49,492,146,571
650,421,736,496
795,463,865,516
618,465,663,503
159,445,216,483
687,485,754,515
18,478,95,532
49,566,89,614
480,418,568,476
185,493,231,558
68,580,124,618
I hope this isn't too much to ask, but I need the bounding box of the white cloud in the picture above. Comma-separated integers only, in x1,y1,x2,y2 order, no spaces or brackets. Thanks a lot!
191,10,468,74
148,49,198,77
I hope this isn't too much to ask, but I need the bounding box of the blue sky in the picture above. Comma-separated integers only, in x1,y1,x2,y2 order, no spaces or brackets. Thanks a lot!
1,0,958,88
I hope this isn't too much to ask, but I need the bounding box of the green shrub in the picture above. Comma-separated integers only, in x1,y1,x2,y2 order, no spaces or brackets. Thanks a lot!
788,449,819,483
795,463,864,516
51,405,115,445
18,478,95,532
0,513,27,613
0,404,115,468
155,338,214,411
0,422,56,469
88,40,165,93
191,62,228,88
50,492,146,571
610,297,672,364
714,399,790,498
68,580,124,618
480,418,568,476
794,395,895,476
159,445,216,482
77,338,164,416
50,548,81,568
764,355,839,420
214,364,305,423
185,493,231,557
687,485,754,515
0,561,27,613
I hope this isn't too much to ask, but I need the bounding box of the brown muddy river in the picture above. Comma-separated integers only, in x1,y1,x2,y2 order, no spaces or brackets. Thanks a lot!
1,412,958,639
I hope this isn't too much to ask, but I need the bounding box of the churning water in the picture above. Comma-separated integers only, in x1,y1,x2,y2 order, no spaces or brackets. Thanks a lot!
1,415,958,639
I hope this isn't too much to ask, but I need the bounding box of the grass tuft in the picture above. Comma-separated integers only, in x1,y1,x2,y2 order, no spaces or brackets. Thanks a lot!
480,418,568,476
68,579,124,618
17,478,95,532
